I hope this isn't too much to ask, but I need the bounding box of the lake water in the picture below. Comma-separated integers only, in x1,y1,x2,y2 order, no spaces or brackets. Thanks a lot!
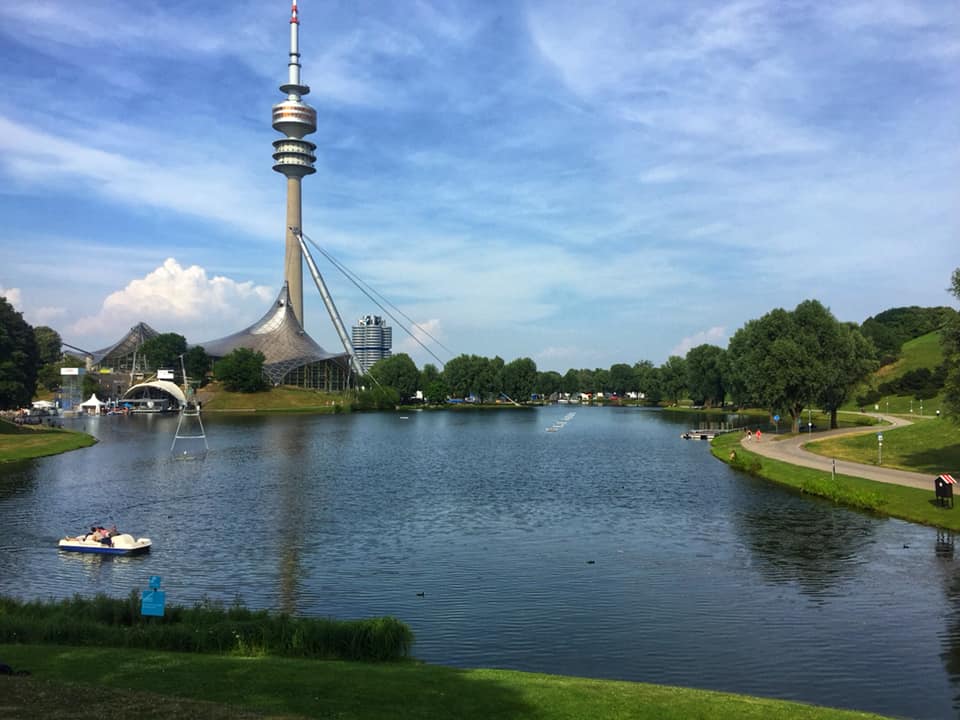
1,407,957,718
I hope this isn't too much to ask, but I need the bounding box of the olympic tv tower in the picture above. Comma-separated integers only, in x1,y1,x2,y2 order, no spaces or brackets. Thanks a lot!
272,0,316,327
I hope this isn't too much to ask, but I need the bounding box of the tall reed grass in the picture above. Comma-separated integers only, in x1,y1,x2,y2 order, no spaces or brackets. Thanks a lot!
0,592,413,662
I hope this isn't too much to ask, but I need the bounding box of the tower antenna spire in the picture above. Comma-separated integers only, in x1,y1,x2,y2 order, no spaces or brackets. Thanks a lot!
272,0,317,327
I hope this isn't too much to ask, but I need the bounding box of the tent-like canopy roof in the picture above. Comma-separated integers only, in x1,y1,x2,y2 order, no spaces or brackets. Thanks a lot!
199,284,350,384
122,381,187,405
87,322,160,366
79,394,106,408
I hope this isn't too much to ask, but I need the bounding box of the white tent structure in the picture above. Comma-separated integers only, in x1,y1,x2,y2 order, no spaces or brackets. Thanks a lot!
79,394,107,415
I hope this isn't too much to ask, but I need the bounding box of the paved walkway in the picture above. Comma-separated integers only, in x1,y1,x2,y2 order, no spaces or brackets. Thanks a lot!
740,414,935,490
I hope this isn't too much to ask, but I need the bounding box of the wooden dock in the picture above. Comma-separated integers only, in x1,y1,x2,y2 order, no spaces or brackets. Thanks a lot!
680,427,740,441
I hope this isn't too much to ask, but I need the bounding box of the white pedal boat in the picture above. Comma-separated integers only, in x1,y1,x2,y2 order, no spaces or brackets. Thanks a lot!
58,532,152,555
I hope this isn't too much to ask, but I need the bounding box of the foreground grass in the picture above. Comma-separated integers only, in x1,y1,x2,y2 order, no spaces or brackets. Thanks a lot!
200,384,353,413
712,433,960,531
0,645,891,720
0,419,96,463
806,416,960,475
0,593,412,662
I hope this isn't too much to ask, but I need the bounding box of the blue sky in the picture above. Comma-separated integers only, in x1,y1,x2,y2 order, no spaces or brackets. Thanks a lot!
0,0,957,372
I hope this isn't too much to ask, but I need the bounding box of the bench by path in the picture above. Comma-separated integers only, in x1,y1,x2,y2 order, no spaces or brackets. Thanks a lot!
740,414,932,491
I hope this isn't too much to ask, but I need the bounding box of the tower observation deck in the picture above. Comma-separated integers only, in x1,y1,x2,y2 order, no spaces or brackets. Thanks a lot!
272,0,317,326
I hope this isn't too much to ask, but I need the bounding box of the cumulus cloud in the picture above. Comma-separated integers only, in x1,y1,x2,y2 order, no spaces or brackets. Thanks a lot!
69,258,273,344
0,285,22,308
28,306,67,325
671,326,728,357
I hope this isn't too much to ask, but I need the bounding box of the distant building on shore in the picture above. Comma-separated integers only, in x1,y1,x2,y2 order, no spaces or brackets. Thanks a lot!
352,315,392,373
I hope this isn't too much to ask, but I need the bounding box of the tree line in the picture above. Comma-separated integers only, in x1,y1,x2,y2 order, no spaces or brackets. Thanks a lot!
3,270,959,421
371,292,960,432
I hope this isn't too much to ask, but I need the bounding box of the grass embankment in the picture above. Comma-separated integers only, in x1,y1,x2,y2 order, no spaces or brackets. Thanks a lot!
665,406,877,431
712,433,960,530
199,384,352,413
0,593,411,662
0,594,892,719
0,418,96,462
0,645,892,720
807,416,959,476
845,331,947,414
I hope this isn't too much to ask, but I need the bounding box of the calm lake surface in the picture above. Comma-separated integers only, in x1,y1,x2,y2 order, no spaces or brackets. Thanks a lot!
1,407,958,718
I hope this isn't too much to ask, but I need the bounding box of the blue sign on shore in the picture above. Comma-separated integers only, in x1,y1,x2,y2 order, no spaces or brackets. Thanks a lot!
141,575,166,617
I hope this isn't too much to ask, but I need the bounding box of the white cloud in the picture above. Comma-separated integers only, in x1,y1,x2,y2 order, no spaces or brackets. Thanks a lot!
0,285,22,308
0,115,276,241
671,326,728,357
69,259,273,344
28,306,67,325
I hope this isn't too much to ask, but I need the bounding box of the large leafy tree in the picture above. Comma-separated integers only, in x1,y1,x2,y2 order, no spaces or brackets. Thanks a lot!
139,333,188,374
685,344,726,407
214,348,267,393
33,326,62,366
424,378,450,404
727,300,876,431
442,354,482,398
817,321,877,428
944,268,960,421
659,355,688,405
0,296,39,409
633,360,661,403
419,363,441,391
536,370,562,397
183,345,211,388
561,368,580,395
501,357,538,401
608,363,634,396
727,307,812,430
369,353,420,400
477,356,504,402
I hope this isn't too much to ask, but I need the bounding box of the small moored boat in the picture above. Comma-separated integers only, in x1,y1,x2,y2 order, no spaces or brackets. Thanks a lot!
58,529,152,555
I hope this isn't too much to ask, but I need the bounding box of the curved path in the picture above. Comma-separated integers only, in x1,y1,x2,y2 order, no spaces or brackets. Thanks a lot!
741,414,934,490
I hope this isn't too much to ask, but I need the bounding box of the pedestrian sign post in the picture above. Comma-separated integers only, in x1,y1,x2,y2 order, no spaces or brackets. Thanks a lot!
773,414,780,434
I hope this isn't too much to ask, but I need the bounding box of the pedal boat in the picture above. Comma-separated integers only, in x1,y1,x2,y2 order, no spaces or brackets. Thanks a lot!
58,533,152,555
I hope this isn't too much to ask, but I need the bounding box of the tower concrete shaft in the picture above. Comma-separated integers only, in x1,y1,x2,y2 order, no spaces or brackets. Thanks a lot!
272,0,317,327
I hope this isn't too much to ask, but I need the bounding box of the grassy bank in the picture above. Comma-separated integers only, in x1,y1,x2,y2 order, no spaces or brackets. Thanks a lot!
0,419,96,462
0,593,412,662
711,433,960,530
0,644,891,720
199,384,352,413
805,416,959,476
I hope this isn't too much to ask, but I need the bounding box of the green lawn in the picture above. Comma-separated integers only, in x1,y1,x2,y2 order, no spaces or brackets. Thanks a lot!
880,331,945,377
845,331,947,414
806,416,960,475
199,383,352,413
0,644,891,720
0,419,96,462
712,432,960,531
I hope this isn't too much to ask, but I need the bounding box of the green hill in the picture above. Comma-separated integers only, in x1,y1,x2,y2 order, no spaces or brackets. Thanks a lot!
850,330,947,414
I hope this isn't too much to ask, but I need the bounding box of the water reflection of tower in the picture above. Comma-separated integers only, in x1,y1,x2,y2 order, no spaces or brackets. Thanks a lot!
272,0,317,327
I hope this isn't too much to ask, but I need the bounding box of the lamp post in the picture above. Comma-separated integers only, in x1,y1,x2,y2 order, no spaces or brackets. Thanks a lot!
920,400,923,417
877,432,883,465
808,407,813,433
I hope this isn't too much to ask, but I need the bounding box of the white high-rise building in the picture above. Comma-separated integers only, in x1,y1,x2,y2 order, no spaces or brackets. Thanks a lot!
352,316,392,373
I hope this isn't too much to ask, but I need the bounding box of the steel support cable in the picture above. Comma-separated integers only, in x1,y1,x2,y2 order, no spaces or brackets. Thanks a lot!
300,232,450,368
300,233,454,358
